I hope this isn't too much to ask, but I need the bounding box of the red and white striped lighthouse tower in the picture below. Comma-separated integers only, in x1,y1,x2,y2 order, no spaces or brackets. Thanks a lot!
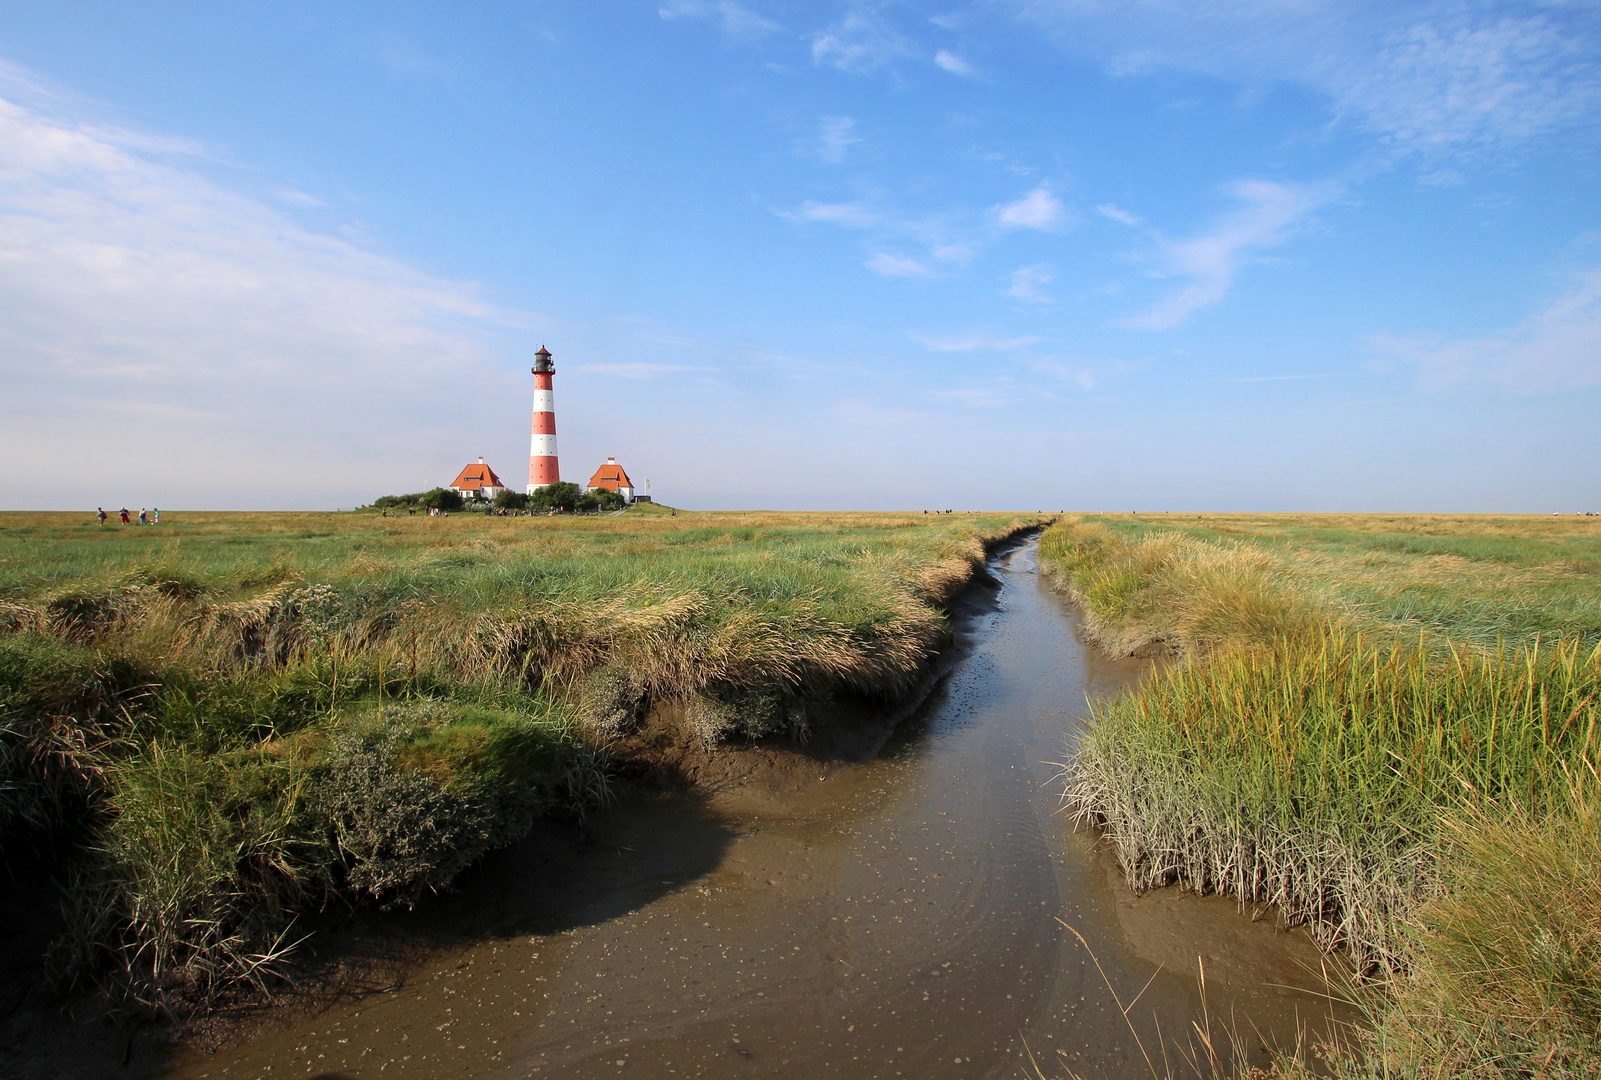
526,345,560,494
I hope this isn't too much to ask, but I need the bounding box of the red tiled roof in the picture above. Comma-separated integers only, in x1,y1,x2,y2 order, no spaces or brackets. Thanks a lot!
450,461,505,491
586,458,634,491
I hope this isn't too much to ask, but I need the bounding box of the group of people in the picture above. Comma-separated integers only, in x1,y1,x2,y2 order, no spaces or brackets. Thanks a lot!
97,507,159,525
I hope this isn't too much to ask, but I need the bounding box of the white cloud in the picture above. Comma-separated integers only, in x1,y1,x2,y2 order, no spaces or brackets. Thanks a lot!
934,50,977,76
659,0,781,40
867,253,934,277
1096,202,1140,226
1122,179,1333,330
0,92,515,507
1376,270,1601,395
1007,264,1052,302
815,116,861,164
911,332,1043,351
997,186,1065,229
812,13,914,73
275,188,325,207
1011,1,1601,164
933,243,973,263
788,200,879,227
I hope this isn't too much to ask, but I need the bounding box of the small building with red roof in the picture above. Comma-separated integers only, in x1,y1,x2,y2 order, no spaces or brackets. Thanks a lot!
586,457,635,501
449,457,506,500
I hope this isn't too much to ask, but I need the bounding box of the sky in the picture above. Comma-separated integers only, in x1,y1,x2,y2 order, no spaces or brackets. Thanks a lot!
1,1,1598,512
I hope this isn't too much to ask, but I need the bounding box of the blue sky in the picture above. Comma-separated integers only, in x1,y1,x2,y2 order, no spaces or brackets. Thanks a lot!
1,1,1598,511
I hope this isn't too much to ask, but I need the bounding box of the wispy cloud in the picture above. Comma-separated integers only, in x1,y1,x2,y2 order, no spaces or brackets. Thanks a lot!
814,116,861,164
911,332,1043,351
780,198,976,278
1012,1,1601,165
1007,264,1052,302
1375,269,1601,395
1096,202,1140,226
275,189,325,207
996,185,1066,229
0,91,512,505
934,50,976,76
1122,179,1333,330
812,12,914,73
866,252,934,278
786,200,880,227
659,0,781,40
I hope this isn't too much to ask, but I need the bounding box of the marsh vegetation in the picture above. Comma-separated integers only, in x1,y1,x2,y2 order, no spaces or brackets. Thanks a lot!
1041,513,1601,1076
0,506,1044,1013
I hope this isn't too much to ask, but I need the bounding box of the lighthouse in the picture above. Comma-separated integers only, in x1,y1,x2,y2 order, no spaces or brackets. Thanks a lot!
526,346,560,494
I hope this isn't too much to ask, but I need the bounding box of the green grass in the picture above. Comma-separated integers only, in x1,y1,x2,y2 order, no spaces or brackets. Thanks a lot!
1040,512,1601,653
1041,514,1601,1078
0,507,1044,1009
1071,631,1600,967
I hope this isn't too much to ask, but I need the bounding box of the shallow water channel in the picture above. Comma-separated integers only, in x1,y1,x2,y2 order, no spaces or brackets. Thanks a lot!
168,541,1343,1080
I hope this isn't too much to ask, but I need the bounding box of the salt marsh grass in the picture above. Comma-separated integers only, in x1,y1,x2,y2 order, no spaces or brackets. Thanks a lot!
1072,630,1601,968
1043,514,1601,1078
0,506,1043,1008
1040,512,1600,656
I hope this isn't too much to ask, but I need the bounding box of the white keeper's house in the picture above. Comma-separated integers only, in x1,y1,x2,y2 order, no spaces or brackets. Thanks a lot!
586,457,635,501
449,457,506,500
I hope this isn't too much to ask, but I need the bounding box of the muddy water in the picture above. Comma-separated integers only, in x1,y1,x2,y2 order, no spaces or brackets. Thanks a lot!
167,541,1343,1080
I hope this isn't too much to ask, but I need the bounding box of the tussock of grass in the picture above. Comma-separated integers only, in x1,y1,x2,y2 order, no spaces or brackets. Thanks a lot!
0,508,1043,1009
1364,780,1601,1076
1068,630,1601,970
1038,519,1327,657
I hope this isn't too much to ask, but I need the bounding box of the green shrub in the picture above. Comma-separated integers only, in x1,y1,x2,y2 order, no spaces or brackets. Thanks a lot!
529,481,581,513
578,488,625,513
318,699,570,909
418,487,464,512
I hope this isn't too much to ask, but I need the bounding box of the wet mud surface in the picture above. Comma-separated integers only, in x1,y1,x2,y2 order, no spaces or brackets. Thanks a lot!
140,541,1350,1080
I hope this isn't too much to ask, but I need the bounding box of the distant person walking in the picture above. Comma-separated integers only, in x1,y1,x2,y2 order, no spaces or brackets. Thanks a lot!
119,507,130,524
138,508,147,525
152,507,160,525
97,507,106,526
